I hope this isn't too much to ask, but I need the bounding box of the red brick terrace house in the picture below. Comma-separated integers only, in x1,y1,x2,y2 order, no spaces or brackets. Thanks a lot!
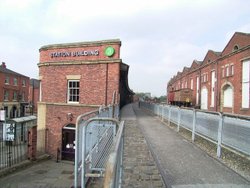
37,39,133,160
28,78,40,115
167,32,250,116
0,62,29,118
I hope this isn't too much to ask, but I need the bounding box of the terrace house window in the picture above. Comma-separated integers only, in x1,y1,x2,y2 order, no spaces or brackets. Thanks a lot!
14,78,18,86
5,76,9,85
22,80,26,87
13,91,17,101
67,80,80,103
4,90,9,101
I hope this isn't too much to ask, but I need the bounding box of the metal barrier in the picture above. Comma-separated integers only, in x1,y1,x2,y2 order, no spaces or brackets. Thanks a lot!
0,116,36,171
103,121,124,188
0,135,27,170
74,105,122,188
140,101,250,158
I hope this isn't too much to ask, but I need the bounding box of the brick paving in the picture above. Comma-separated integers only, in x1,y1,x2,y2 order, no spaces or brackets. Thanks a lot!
121,104,164,188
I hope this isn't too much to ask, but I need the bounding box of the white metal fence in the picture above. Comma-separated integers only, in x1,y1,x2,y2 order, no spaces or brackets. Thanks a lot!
140,101,250,158
74,105,123,188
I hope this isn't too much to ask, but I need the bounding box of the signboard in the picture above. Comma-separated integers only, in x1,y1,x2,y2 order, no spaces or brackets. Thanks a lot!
3,123,15,141
0,110,5,121
50,50,99,58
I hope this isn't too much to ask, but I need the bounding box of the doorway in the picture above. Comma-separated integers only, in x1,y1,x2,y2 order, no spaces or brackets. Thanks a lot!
62,124,75,161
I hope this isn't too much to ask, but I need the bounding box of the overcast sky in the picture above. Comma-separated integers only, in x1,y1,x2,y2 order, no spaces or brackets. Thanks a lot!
0,0,250,97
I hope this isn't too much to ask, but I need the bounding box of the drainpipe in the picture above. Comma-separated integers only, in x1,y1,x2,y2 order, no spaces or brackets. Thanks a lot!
105,64,108,106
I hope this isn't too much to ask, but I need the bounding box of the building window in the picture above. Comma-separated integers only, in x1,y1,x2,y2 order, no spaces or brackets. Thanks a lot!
13,91,17,101
233,45,239,52
223,85,233,108
13,78,18,86
5,76,9,85
225,65,230,77
190,78,193,90
4,90,9,101
201,73,208,83
67,80,80,103
22,92,25,101
22,80,26,87
230,64,234,76
221,67,225,78
242,60,250,108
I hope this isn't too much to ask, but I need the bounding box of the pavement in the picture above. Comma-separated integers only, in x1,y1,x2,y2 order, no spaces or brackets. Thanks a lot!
121,103,164,187
0,159,74,188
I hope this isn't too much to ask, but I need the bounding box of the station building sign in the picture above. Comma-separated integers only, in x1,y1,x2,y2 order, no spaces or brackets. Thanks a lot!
50,50,99,58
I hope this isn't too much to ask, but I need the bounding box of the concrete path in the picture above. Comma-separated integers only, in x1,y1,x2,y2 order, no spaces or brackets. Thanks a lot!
0,160,74,188
130,103,250,188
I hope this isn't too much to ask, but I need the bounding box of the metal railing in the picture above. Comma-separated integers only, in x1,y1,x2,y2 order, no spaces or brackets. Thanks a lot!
103,121,124,188
0,136,27,171
74,104,122,188
140,101,250,158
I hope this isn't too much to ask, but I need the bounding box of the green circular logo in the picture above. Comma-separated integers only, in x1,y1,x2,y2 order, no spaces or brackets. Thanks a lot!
105,46,115,57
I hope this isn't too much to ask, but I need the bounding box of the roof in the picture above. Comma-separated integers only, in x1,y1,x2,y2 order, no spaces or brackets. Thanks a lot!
221,32,250,56
39,39,121,51
0,66,29,78
8,115,37,123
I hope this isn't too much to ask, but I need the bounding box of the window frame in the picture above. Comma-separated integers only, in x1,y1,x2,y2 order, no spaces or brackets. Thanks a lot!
13,78,18,86
67,80,80,103
5,76,10,85
4,90,9,101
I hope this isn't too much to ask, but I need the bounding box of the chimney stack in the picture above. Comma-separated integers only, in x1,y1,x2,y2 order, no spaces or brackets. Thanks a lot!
1,62,6,68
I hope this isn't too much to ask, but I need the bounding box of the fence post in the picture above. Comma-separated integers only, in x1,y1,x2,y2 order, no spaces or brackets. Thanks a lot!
161,105,164,122
217,113,224,158
168,106,171,126
192,109,196,142
177,107,181,132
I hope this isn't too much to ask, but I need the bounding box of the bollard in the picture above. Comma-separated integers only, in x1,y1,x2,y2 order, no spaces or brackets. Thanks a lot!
56,147,60,163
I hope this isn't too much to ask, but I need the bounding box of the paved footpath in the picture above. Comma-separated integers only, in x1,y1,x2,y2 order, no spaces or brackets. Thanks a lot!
0,160,74,188
121,103,164,187
128,103,250,188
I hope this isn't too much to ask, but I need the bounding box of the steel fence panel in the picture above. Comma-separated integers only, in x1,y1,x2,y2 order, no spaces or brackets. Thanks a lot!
222,116,250,155
139,101,250,157
170,106,179,124
162,106,169,120
196,112,219,141
180,108,193,130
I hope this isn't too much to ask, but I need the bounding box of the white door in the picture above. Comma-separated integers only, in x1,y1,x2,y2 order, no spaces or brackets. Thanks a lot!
211,71,215,107
201,87,208,110
242,60,250,108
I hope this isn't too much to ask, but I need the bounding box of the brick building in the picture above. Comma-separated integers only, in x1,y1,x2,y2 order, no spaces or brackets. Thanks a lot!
37,39,133,159
28,78,40,115
0,62,29,118
167,32,250,116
